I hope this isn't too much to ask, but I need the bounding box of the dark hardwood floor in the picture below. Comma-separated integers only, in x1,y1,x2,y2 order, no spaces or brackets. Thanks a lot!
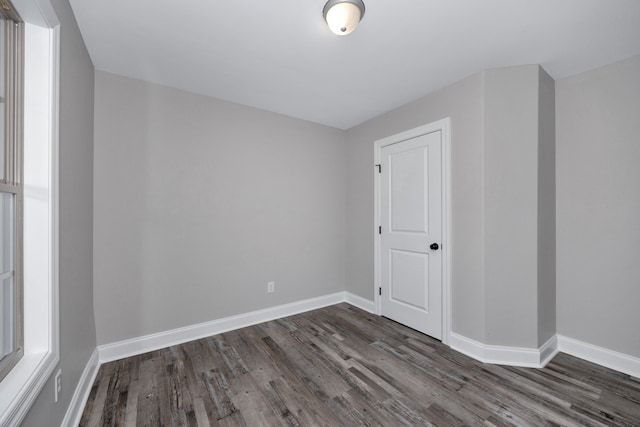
79,303,640,426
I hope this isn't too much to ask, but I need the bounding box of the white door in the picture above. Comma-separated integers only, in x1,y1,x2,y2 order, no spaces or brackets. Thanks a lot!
379,130,442,339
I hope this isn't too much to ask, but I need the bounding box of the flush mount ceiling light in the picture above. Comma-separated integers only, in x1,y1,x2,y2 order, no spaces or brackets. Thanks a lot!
323,0,365,36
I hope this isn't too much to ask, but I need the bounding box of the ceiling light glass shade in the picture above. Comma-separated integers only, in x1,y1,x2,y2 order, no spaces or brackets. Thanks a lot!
323,0,365,36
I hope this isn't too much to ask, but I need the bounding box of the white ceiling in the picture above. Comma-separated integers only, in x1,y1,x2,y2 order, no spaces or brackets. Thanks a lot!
68,0,640,130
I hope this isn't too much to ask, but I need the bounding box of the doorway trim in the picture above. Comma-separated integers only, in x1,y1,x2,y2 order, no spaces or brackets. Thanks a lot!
374,118,452,345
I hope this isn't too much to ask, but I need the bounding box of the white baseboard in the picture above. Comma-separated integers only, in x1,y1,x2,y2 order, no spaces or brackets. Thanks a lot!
99,292,349,363
450,333,559,368
91,292,639,389
558,335,640,378
344,292,375,313
61,348,100,427
539,334,559,367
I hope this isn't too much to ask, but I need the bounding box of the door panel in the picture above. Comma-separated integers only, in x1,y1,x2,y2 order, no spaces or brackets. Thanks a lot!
390,249,428,310
390,148,427,233
380,130,442,339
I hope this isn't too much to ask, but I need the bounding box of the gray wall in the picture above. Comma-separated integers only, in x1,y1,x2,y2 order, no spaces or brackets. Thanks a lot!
346,73,486,342
483,66,540,347
22,0,97,425
93,72,347,345
537,68,556,347
556,55,640,358
482,65,557,348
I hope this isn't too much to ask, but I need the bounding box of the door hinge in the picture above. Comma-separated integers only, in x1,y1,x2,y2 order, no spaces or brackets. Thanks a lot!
378,226,382,235
375,164,381,173
379,287,382,296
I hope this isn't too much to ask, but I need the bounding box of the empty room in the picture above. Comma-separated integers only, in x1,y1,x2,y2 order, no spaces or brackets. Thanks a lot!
1,0,639,425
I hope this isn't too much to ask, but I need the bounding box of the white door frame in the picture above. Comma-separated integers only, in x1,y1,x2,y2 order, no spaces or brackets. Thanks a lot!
374,118,452,345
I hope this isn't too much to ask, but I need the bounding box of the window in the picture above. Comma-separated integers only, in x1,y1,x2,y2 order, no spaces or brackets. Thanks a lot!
0,1,22,383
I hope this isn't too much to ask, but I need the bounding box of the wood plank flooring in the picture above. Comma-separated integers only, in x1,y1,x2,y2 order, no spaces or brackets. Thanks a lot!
79,304,640,426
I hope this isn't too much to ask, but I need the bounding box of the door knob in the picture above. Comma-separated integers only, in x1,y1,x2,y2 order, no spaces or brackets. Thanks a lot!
430,243,439,250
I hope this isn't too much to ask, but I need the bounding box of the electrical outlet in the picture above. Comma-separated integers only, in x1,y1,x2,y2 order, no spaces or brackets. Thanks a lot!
54,369,62,403
267,281,275,293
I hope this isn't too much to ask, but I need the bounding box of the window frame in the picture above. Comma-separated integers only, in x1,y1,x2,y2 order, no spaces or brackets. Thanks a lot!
0,6,24,383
